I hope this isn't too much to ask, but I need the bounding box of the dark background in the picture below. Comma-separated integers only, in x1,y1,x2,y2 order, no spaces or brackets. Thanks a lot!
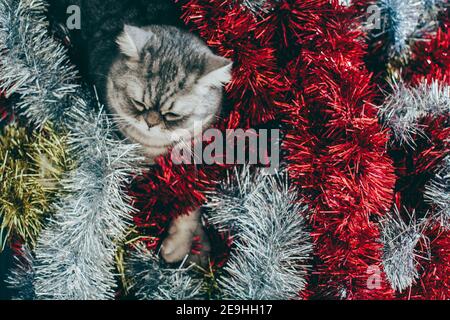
0,246,13,299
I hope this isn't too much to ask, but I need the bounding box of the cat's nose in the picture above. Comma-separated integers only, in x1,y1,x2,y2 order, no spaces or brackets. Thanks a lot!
145,111,161,128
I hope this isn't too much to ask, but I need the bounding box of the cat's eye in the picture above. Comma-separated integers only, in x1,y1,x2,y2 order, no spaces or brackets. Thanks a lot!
131,99,146,112
163,112,184,122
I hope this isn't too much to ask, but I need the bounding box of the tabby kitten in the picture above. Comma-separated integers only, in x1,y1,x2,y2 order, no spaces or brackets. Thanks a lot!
48,0,232,264
109,25,232,160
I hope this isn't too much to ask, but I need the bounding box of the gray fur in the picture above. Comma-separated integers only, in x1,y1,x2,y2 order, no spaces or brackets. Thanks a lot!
108,25,232,159
47,1,232,160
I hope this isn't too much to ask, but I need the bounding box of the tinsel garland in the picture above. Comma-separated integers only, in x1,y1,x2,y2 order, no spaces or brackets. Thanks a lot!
0,123,70,251
376,0,443,57
126,245,203,300
375,4,449,298
0,0,447,300
378,80,449,145
260,0,396,299
0,0,143,299
0,0,78,128
367,0,446,78
379,206,427,292
425,150,449,228
402,25,450,84
204,167,313,300
128,166,314,300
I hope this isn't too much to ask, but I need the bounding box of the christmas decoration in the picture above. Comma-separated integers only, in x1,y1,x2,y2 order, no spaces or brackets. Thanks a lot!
271,0,395,299
425,149,449,228
204,167,312,300
378,80,449,145
0,0,448,300
372,0,449,298
31,110,143,299
126,245,203,300
376,0,442,57
380,206,427,292
402,25,450,84
0,123,70,251
368,0,446,78
0,0,78,129
409,225,450,299
0,0,143,299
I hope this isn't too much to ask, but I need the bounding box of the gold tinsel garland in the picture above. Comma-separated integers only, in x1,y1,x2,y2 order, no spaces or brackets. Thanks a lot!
0,123,72,251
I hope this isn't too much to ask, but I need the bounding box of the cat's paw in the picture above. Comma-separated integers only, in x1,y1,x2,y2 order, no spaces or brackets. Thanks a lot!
161,209,210,265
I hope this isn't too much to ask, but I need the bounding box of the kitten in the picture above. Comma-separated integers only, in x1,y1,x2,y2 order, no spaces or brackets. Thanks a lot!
109,25,232,160
47,0,232,264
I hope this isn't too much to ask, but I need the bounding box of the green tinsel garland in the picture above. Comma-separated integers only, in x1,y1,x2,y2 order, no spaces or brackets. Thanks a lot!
0,123,71,250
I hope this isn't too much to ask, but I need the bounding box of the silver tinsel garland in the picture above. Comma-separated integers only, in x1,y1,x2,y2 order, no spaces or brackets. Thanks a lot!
32,108,142,299
205,167,313,300
126,245,203,300
0,0,142,299
0,0,79,128
425,149,450,229
378,80,450,146
375,0,445,60
380,207,427,292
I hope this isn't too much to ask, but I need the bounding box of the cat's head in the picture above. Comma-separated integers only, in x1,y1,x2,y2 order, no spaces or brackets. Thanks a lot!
107,25,232,160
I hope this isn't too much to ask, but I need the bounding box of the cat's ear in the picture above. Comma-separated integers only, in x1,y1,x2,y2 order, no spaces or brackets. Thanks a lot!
117,25,154,59
198,54,233,88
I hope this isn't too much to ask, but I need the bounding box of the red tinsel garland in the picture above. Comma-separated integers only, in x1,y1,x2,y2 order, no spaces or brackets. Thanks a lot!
276,0,395,299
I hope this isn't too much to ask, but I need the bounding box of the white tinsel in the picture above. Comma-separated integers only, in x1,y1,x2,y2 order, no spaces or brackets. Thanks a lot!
126,246,203,300
205,166,313,300
0,0,79,128
425,150,450,229
32,107,142,300
0,0,143,299
378,80,450,146
380,207,427,292
241,0,276,17
375,0,445,59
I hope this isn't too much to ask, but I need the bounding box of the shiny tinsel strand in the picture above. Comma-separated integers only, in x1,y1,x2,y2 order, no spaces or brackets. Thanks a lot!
126,245,203,300
0,0,143,299
0,0,79,128
380,207,427,292
425,150,450,228
0,123,70,251
378,80,450,146
31,107,143,300
281,0,396,299
205,167,313,300
375,0,445,61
